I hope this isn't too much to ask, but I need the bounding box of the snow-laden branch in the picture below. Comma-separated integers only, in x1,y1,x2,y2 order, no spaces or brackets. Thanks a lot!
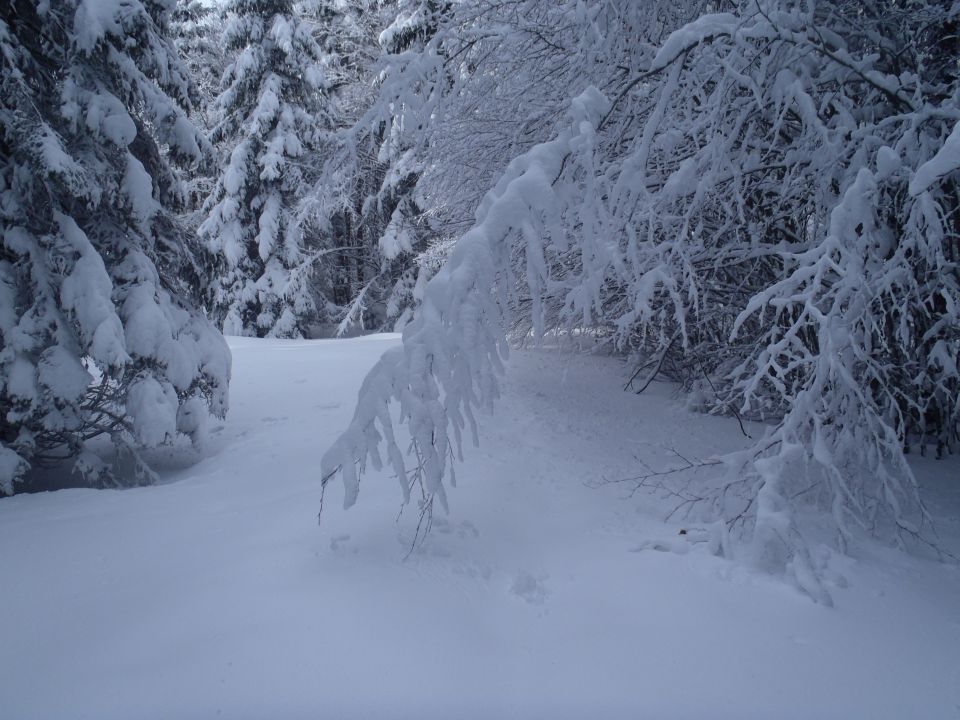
321,87,611,510
320,0,960,602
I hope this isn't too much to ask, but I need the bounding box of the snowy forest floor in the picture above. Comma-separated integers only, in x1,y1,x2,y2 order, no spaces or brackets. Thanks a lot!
1,335,959,719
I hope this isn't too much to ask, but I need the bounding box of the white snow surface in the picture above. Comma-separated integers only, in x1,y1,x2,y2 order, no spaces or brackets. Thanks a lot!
1,335,959,719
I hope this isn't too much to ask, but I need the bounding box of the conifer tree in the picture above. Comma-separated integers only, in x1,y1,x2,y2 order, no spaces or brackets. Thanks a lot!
172,0,226,114
305,0,442,335
199,0,330,338
0,0,231,493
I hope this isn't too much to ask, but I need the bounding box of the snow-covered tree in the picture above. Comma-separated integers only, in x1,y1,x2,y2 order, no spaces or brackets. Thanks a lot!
171,0,227,212
199,0,331,338
172,0,227,113
295,0,440,336
323,0,960,600
321,0,700,516
0,0,231,494
315,0,708,334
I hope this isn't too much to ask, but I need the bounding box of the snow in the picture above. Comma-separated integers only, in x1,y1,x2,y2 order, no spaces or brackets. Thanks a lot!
379,206,414,260
650,13,737,72
379,0,429,50
875,145,901,180
58,212,130,368
5,355,38,400
82,90,136,147
72,0,127,53
910,120,960,196
1,335,958,717
126,376,178,447
0,445,29,495
122,154,159,227
36,345,92,403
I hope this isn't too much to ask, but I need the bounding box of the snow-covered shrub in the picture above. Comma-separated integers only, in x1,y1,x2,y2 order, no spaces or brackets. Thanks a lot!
607,2,959,594
0,0,230,493
325,0,959,599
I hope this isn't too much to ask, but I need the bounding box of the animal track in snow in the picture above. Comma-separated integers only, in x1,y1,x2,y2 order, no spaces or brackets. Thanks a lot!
431,517,480,539
511,571,549,605
329,534,351,551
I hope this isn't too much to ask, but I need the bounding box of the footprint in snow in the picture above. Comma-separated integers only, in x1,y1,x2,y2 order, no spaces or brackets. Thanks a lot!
452,562,492,581
511,571,549,606
432,517,481,539
329,533,351,551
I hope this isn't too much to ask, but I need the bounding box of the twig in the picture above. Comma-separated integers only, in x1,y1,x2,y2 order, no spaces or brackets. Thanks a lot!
630,333,680,394
695,356,752,438
317,464,341,528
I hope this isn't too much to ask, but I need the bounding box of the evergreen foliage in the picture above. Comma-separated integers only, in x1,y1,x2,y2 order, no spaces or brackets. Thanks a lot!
199,0,330,338
0,0,231,493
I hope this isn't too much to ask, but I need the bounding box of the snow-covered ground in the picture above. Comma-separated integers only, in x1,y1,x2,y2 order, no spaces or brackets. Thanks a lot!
2,335,959,719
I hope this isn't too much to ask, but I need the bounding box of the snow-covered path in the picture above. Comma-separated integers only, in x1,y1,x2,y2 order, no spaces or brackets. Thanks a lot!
1,335,959,719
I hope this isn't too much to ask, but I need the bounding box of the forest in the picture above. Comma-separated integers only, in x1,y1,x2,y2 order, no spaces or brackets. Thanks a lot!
1,0,959,716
